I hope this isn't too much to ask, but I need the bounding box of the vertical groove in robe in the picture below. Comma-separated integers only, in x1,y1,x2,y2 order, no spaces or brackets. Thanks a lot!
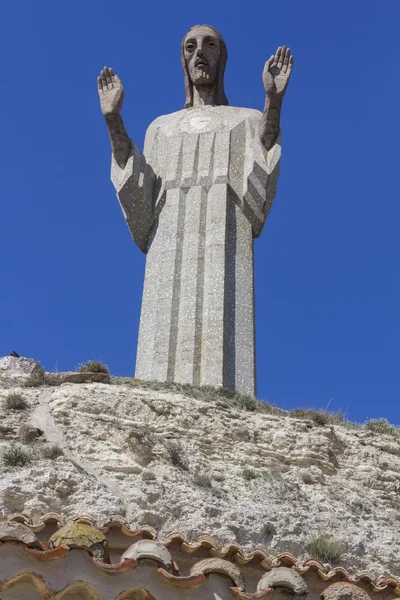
166,187,186,381
223,189,237,390
174,186,206,384
193,187,207,385
150,189,182,380
234,205,255,395
135,217,162,380
201,183,228,388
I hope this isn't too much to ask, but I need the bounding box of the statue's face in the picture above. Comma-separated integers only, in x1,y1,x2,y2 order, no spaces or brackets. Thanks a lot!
184,26,220,86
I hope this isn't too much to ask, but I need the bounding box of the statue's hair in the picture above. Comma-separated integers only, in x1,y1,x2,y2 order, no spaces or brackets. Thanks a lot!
181,24,228,108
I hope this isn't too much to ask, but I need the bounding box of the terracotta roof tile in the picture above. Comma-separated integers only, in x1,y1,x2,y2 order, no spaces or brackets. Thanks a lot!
2,513,400,598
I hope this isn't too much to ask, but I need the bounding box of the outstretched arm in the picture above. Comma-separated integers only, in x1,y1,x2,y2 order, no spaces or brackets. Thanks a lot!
98,67,131,169
260,47,294,151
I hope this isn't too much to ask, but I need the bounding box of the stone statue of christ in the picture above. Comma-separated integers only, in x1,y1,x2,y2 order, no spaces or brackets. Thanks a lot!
97,25,293,395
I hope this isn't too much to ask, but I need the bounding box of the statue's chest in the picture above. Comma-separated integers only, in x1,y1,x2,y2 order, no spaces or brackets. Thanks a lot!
148,108,259,189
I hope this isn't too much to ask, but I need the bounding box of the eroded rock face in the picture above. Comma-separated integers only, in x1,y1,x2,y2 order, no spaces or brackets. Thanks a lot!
0,356,38,378
0,375,400,576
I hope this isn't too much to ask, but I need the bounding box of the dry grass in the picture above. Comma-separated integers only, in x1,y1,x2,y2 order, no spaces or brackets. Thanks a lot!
24,362,47,387
165,441,189,471
289,407,352,427
306,535,347,563
79,361,110,375
365,418,399,438
2,444,32,467
242,467,258,481
18,425,42,443
127,428,157,462
4,393,28,411
142,470,156,482
41,445,64,459
193,472,212,487
112,378,283,415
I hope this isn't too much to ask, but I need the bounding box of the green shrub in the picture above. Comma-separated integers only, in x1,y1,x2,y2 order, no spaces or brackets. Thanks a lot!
365,418,399,438
4,393,28,411
3,444,31,467
41,444,63,459
242,467,258,481
79,361,110,375
306,535,347,563
24,362,47,388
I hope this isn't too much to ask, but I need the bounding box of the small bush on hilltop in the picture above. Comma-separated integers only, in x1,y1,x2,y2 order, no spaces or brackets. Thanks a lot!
2,444,32,467
4,393,28,411
24,362,47,388
290,408,351,427
112,378,283,415
365,418,399,438
79,361,110,375
306,535,347,563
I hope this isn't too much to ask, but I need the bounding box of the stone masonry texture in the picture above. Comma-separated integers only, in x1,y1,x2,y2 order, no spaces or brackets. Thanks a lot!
111,106,281,394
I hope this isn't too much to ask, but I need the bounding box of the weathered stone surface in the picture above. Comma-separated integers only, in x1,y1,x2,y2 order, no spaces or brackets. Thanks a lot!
122,539,173,569
49,523,110,562
322,583,371,600
0,522,41,549
0,356,38,378
112,107,280,397
2,375,400,575
257,567,308,594
50,371,110,385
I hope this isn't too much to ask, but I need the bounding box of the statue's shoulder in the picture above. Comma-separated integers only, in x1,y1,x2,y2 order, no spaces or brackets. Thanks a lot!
147,110,186,131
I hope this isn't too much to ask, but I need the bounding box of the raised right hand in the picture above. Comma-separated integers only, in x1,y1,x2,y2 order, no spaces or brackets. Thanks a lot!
98,66,124,117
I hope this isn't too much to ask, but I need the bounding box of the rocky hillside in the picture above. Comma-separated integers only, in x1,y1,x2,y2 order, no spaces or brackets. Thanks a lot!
0,369,400,577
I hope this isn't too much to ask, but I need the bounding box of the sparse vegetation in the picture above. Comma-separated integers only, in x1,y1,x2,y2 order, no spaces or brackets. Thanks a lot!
193,472,212,487
127,428,157,462
41,444,63,459
2,444,32,467
142,470,156,481
242,467,258,481
111,378,361,429
18,424,42,443
24,363,61,387
79,360,110,375
365,418,399,438
166,441,189,471
290,408,349,427
4,393,28,411
301,472,314,485
112,378,283,414
306,535,347,563
24,362,47,387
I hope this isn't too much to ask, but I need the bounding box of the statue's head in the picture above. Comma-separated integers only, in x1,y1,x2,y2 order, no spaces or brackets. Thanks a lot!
181,25,228,108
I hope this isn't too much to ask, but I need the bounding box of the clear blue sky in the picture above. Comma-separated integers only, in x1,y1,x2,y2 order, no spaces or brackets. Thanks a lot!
2,0,399,422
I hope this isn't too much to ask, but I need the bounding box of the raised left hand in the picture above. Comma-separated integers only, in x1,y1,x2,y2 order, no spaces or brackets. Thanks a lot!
262,46,294,99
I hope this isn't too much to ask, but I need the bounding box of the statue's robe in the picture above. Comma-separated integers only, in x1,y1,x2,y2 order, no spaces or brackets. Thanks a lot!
111,105,281,395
